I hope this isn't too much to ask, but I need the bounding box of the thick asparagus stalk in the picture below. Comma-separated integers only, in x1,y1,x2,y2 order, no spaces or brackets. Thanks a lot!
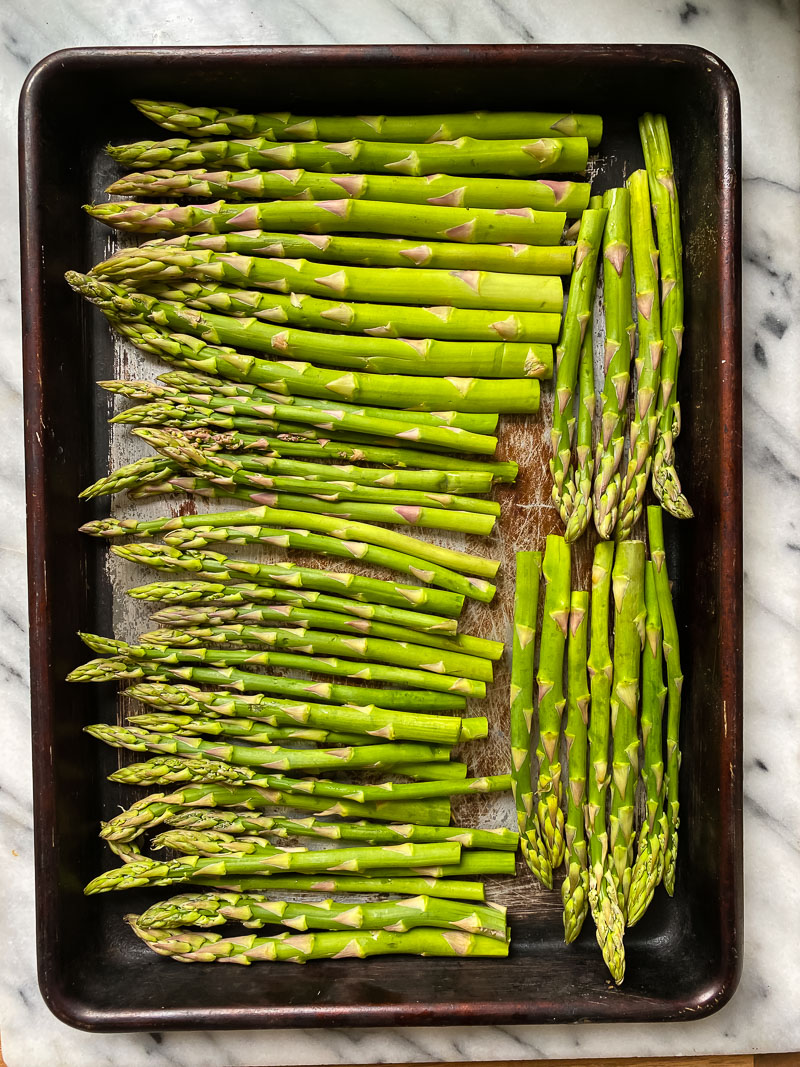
141,277,562,343
640,115,692,520
586,542,625,984
113,318,541,416
550,206,607,523
163,809,517,851
135,891,509,940
647,506,684,895
509,551,551,887
68,274,553,380
142,231,575,276
79,633,486,697
535,535,571,867
140,622,492,683
608,540,646,916
114,543,466,616
615,169,664,539
134,99,603,146
593,187,634,539
110,165,589,216
627,561,668,926
84,198,566,245
561,590,590,943
126,917,508,961
94,243,563,314
108,133,588,177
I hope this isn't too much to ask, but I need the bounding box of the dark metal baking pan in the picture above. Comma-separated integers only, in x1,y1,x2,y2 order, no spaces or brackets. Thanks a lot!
19,43,742,1031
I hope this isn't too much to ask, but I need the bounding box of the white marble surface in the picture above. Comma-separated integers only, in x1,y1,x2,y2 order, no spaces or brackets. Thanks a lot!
1,2,799,1064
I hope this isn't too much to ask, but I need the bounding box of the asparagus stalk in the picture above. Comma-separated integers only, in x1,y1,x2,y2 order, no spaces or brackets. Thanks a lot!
141,231,575,276
647,506,684,895
593,187,634,539
126,917,508,961
640,115,690,516
561,590,590,943
140,622,492,683
115,542,467,617
123,682,473,743
79,454,176,499
68,274,553,380
140,277,562,343
187,875,481,899
627,561,668,926
550,206,607,523
534,536,571,868
85,198,566,245
615,169,664,539
509,551,551,887
162,809,518,851
79,633,486,697
112,318,540,416
129,715,371,748
108,133,588,177
94,243,563,314
110,165,589,216
609,540,646,916
134,99,603,145
135,891,509,939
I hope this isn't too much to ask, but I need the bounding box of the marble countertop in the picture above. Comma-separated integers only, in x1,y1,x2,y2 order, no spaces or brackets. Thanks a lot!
2,2,799,1064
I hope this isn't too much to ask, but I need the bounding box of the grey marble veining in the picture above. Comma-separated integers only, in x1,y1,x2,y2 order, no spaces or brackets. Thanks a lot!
1,1,799,1063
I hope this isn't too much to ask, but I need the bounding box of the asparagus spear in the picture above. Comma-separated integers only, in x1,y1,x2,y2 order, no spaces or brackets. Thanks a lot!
126,917,508,961
163,810,518,851
609,540,646,916
114,543,466,616
123,682,472,743
134,99,603,145
615,169,664,539
140,277,562,343
627,561,668,926
129,715,371,748
108,133,588,177
187,875,481,899
639,115,691,520
550,206,607,523
135,891,509,939
593,187,634,540
647,506,684,895
112,318,541,416
85,198,566,245
509,551,551,887
140,622,492,683
68,274,553,380
535,535,571,868
561,590,590,943
110,165,589,216
79,633,486,698
142,231,575,276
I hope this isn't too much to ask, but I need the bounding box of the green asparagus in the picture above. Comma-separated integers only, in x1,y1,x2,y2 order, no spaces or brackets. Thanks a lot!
561,590,590,943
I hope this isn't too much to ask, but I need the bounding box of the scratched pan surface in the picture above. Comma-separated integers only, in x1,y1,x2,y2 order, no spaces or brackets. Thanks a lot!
20,45,742,1031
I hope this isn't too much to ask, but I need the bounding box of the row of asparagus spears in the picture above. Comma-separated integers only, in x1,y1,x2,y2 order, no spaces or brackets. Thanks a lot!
510,508,683,984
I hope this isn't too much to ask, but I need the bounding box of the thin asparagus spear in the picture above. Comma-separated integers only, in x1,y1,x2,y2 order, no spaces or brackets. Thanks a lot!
128,714,370,748
561,590,590,943
162,809,518,851
135,891,509,939
535,535,571,868
79,455,176,499
627,561,668,925
593,187,634,539
586,542,625,984
141,231,575,276
609,540,646,917
113,318,540,416
187,875,481,899
127,917,508,961
133,99,603,146
68,274,553,380
647,506,684,895
550,206,607,523
510,551,551,888
85,197,567,245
